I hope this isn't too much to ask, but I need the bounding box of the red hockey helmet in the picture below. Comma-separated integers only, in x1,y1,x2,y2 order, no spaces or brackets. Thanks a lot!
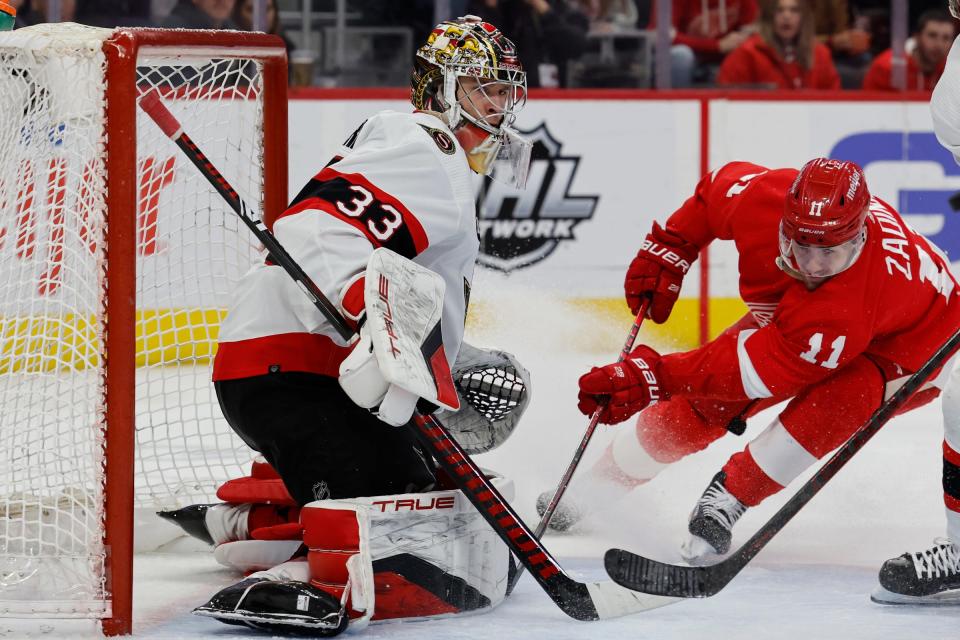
779,158,869,283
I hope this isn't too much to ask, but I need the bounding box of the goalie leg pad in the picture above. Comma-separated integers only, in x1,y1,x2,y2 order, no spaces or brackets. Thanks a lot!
302,477,513,625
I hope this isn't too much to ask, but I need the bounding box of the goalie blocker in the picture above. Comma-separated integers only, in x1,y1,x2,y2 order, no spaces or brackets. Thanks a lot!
339,247,461,426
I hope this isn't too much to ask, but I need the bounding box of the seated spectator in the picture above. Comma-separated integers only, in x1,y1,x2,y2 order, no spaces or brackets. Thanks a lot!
813,0,869,59
19,0,76,24
160,0,235,29
465,0,590,88
648,0,759,87
811,0,869,88
232,0,293,53
861,9,955,92
717,0,840,89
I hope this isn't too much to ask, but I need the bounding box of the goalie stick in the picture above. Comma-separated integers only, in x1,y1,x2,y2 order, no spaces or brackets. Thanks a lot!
605,324,960,599
507,300,648,595
138,90,675,621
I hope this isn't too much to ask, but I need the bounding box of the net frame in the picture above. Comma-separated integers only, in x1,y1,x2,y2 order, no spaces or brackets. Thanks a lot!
0,27,288,635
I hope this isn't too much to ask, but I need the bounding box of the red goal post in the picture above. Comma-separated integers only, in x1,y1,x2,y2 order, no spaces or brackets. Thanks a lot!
0,25,287,635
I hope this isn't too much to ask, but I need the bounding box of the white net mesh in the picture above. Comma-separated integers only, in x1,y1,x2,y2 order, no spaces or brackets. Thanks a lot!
0,25,272,617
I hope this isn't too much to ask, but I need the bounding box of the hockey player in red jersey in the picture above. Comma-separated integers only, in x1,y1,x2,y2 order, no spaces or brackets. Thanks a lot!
541,158,960,599
162,16,534,635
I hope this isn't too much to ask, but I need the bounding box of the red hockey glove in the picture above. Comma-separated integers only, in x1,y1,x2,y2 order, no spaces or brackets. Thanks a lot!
625,222,699,322
577,345,665,425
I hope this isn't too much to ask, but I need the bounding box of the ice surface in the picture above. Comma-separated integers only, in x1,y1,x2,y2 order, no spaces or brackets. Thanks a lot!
5,281,959,638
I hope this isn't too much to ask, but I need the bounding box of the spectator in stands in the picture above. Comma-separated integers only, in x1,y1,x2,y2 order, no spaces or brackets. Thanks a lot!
811,0,870,88
648,0,759,87
861,9,955,92
160,0,235,29
813,0,869,59
232,0,294,53
717,0,840,89
18,0,76,24
465,0,590,87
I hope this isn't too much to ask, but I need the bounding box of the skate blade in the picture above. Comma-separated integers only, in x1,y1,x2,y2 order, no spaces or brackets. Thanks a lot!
870,585,960,606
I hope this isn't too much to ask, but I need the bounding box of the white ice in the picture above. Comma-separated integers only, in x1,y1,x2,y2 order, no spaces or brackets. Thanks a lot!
4,281,959,638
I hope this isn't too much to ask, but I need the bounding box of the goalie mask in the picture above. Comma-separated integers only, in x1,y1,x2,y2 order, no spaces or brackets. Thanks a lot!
411,15,531,188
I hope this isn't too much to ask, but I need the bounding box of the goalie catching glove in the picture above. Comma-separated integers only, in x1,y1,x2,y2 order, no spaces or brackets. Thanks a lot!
338,248,460,426
625,222,699,322
441,341,531,454
578,345,666,424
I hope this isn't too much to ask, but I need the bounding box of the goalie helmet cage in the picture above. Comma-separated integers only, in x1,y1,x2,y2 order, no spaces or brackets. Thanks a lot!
0,25,288,635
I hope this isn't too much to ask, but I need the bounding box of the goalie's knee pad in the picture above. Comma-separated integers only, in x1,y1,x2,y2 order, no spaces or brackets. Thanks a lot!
302,476,514,625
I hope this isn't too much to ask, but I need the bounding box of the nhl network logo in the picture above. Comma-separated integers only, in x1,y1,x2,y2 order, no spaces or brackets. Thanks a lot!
476,124,598,272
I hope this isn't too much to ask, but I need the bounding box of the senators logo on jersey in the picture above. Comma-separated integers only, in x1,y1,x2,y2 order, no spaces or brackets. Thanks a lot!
418,124,457,155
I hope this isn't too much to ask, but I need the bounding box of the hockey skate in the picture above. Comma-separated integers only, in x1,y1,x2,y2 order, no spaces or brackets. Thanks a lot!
157,502,256,547
871,538,960,605
156,504,216,545
535,490,586,532
194,577,348,635
680,472,747,564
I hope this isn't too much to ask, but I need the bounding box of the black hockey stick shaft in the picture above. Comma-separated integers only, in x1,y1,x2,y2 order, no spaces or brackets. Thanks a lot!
507,300,648,595
605,324,960,598
138,90,633,621
138,91,352,343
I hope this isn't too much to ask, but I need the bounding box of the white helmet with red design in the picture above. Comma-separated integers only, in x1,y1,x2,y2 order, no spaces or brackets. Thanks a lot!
411,15,530,187
778,158,870,286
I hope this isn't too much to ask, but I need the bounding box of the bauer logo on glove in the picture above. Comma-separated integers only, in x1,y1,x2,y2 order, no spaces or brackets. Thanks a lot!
577,345,665,425
625,222,700,322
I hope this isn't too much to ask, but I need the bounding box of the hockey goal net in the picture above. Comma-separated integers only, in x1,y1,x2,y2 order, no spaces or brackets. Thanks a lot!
0,25,287,634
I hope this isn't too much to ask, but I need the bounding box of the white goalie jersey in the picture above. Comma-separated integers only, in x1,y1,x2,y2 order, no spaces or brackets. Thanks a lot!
213,111,479,382
932,35,960,163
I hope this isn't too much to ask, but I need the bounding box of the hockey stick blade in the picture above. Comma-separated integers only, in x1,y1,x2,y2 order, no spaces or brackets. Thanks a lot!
605,325,960,599
604,550,720,598
412,412,678,619
139,90,673,621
